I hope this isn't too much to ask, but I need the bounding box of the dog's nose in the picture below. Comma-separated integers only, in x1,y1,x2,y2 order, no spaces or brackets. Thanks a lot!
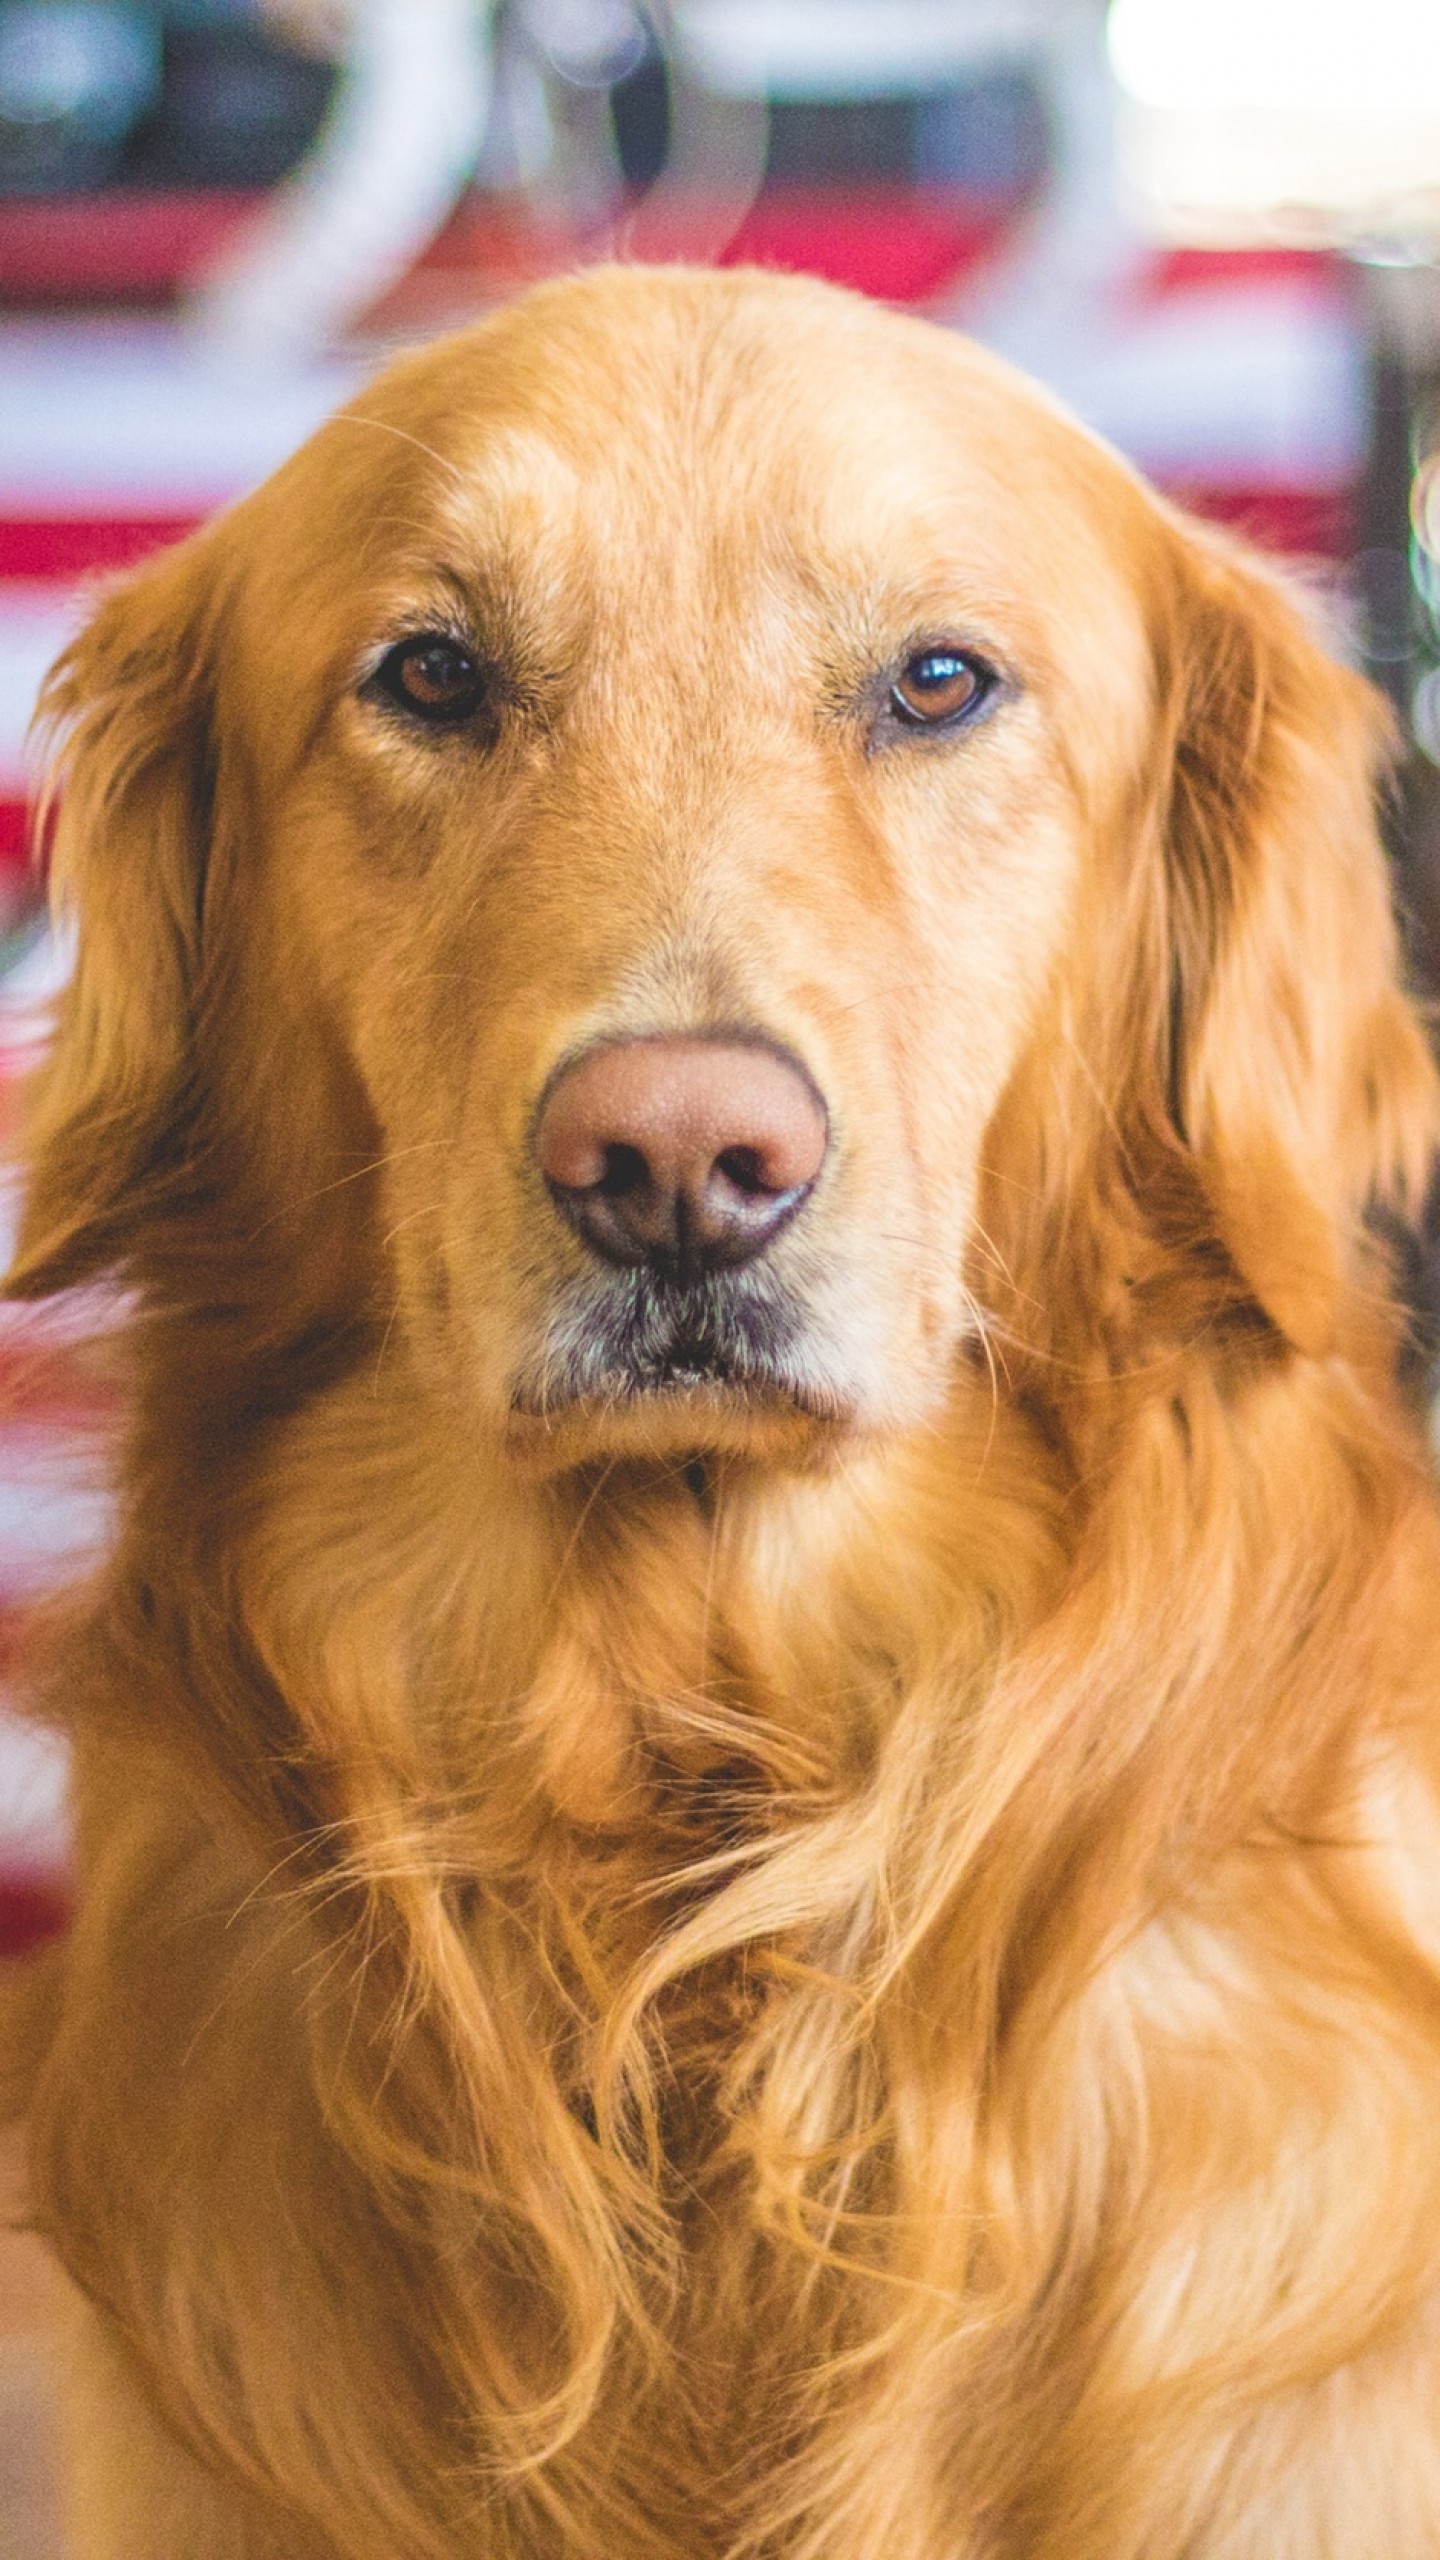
535,1036,829,1276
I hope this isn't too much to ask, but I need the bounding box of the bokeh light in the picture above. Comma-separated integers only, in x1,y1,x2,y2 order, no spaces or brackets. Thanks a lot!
1108,0,1440,243
1109,0,1440,118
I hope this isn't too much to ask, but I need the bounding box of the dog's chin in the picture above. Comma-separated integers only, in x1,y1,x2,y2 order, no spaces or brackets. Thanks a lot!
504,1327,852,1473
502,1270,851,1471
503,1374,846,1475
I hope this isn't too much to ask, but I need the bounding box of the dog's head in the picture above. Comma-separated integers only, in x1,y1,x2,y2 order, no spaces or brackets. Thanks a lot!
10,266,1436,1468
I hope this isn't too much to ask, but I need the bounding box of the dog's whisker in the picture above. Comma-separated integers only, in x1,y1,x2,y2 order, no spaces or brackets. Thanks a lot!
245,1140,452,1240
325,411,474,498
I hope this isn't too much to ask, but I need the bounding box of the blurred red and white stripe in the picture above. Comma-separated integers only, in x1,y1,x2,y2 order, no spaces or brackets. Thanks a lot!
0,316,364,921
0,935,112,1952
0,324,364,1947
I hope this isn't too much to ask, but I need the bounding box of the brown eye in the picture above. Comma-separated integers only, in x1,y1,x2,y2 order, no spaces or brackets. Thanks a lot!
373,635,487,725
890,647,988,729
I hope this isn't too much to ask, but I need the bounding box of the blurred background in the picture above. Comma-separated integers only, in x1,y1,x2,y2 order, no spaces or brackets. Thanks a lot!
2,0,1440,2534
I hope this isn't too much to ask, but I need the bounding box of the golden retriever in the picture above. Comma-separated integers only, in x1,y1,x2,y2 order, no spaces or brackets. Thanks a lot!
6,262,1440,2560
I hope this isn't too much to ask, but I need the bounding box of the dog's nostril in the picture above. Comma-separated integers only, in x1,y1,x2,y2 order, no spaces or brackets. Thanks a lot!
598,1142,649,1198
713,1145,767,1197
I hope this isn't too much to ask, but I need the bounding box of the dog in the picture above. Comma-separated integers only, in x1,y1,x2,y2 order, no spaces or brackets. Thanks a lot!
5,262,1440,2559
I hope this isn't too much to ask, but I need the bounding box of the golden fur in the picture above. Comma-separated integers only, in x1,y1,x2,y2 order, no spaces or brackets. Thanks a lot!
6,264,1440,2557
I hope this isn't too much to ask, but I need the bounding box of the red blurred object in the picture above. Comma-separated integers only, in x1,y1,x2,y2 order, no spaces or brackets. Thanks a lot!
0,516,201,580
721,189,1012,304
0,802,30,868
0,803,37,920
354,185,1021,316
1163,482,1355,559
1137,246,1358,304
0,192,262,304
0,517,199,919
0,797,58,920
0,1871,70,1959
0,184,1017,315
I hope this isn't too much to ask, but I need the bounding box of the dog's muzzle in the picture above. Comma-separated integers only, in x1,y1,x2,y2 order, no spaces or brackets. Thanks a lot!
513,1029,834,1421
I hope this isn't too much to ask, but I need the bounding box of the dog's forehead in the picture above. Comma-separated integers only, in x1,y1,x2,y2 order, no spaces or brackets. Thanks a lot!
325,272,1139,636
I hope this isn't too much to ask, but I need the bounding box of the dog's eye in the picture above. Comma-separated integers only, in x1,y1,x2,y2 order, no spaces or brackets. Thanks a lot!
372,635,488,725
890,648,990,729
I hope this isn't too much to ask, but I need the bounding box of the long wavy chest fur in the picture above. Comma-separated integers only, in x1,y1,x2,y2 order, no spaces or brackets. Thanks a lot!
24,1351,1440,2560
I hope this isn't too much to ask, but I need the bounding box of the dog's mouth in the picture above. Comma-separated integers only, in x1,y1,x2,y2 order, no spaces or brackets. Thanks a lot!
506,1269,846,1460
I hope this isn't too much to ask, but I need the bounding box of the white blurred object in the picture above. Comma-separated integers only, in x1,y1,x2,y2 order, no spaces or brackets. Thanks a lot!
653,0,1052,261
674,0,1055,99
0,929,100,1884
617,5,766,265
0,317,363,509
0,0,157,131
960,4,1148,392
0,1412,102,1871
1108,0,1440,243
525,0,649,89
192,0,493,367
0,590,83,787
0,1714,68,1870
1109,0,1440,116
952,4,1366,499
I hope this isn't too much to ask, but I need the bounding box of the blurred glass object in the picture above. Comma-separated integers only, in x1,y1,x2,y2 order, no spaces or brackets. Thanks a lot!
1415,451,1440,568
136,12,336,186
1414,665,1440,765
257,0,350,48
609,23,667,187
0,0,158,194
1108,0,1440,244
1410,533,1440,625
1102,0,1440,905
1408,433,1440,771
0,2,341,198
762,72,1047,193
476,0,1055,222
1341,275,1440,1003
633,0,1051,266
915,71,1047,193
194,0,491,363
675,0,1055,100
524,0,648,91
176,0,293,23
478,0,640,210
1357,542,1418,666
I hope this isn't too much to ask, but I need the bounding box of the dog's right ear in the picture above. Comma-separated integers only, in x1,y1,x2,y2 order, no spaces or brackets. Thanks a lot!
6,530,229,1299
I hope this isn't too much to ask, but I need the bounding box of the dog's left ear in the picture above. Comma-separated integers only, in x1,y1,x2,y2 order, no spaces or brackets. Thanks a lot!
5,529,228,1298
1147,524,1439,1358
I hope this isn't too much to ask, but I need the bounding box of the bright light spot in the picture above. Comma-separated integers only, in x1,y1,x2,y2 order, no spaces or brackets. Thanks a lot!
1413,666,1440,766
1108,0,1440,118
1413,455,1440,563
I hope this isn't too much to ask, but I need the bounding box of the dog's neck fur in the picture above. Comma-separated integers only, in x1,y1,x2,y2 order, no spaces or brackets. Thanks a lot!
104,1321,1422,1966
158,1348,1069,1830
29,1315,1440,2560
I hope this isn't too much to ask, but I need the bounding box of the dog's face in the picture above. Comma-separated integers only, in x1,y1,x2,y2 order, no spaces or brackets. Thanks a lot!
266,273,1158,1460
12,268,1435,1467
